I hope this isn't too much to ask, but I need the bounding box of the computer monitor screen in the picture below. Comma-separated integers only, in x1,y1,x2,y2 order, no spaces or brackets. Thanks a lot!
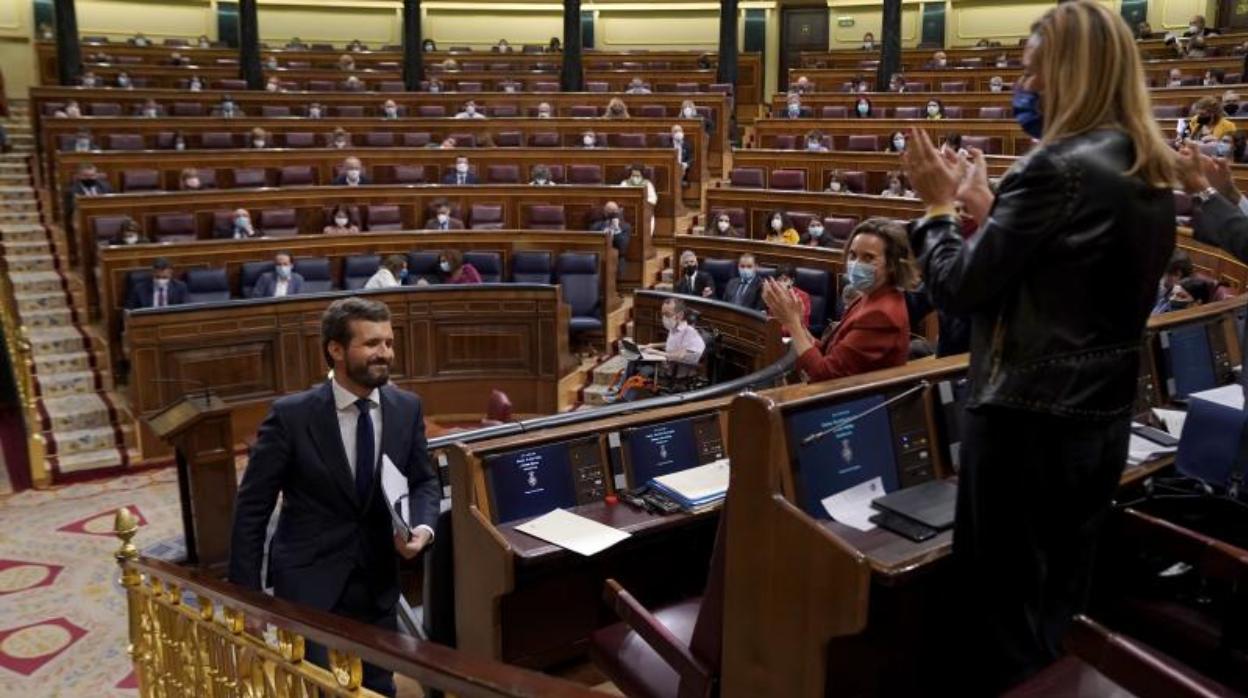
1163,324,1217,399
621,414,724,487
785,393,899,519
485,437,605,524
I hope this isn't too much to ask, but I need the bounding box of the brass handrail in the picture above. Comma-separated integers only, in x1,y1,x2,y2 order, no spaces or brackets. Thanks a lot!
111,508,606,697
0,194,48,487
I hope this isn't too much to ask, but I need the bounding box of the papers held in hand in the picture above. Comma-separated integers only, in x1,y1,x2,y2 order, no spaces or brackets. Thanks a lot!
381,455,412,540
514,509,632,556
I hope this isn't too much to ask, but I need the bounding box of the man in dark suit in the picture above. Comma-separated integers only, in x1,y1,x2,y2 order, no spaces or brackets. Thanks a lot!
422,201,465,230
331,156,373,186
124,257,188,309
670,125,693,180
251,251,306,298
588,200,631,257
441,156,480,185
674,249,715,298
721,253,764,310
229,297,440,697
72,163,112,197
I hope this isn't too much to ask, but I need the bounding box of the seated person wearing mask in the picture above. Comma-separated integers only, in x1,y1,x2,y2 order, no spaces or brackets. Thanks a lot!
674,250,715,298
671,126,692,177
441,157,479,185
113,218,147,246
436,250,483,285
589,201,632,257
536,102,554,119
530,164,556,186
381,100,400,119
72,164,112,197
763,219,913,382
455,101,486,119
765,211,800,245
1183,96,1237,143
800,219,837,248
1158,276,1214,313
333,157,371,186
616,298,707,400
125,258,188,309
620,164,658,206
722,253,764,310
252,252,305,298
323,204,360,235
364,255,407,289
423,201,464,230
180,168,206,191
222,209,259,240
711,211,743,238
1151,249,1195,314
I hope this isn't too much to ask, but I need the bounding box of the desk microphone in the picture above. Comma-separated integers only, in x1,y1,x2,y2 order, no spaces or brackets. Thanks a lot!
800,381,929,447
149,377,213,407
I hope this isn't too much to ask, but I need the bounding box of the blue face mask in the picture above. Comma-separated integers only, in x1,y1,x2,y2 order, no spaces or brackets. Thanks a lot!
1012,85,1043,139
738,267,756,281
845,260,877,292
399,269,410,283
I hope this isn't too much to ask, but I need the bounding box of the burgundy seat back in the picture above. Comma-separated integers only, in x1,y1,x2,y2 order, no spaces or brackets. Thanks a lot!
1153,104,1185,119
261,105,291,117
366,205,403,231
448,133,477,148
486,164,520,184
894,106,920,119
469,203,505,229
364,132,396,147
494,131,523,147
154,213,196,241
570,105,599,117
457,81,483,92
944,106,963,119
729,168,765,188
843,171,868,193
614,133,647,148
825,217,858,244
279,166,315,186
846,135,879,152
532,81,559,92
108,134,144,150
586,81,609,93
403,132,432,147
568,164,604,184
491,105,519,117
393,165,425,184
940,81,967,92
529,132,560,147
260,208,299,236
770,169,807,191
979,106,1007,119
773,134,797,150
201,132,235,149
90,102,122,116
525,205,566,229
283,132,315,147
122,169,160,192
820,106,848,118
335,105,365,117
418,105,447,117
171,102,205,116
962,136,1000,155
232,168,267,188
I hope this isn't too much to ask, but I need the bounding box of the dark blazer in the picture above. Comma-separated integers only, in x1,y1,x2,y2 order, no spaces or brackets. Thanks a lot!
673,140,692,166
441,171,480,185
251,271,306,298
124,278,187,309
675,270,715,298
589,218,633,237
1193,193,1248,390
422,216,465,230
721,276,764,310
332,173,374,186
229,381,441,612
72,179,112,197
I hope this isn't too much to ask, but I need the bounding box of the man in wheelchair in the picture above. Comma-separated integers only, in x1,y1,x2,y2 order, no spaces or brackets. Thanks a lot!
609,298,709,401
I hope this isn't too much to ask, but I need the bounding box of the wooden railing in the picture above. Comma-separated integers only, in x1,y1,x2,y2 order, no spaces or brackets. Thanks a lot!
110,507,605,697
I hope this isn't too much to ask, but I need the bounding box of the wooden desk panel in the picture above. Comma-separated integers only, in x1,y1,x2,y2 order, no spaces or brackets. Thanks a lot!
99,230,616,372
54,147,682,241
786,56,1244,92
40,116,708,206
705,187,926,240
74,185,650,309
30,87,728,177
125,284,574,459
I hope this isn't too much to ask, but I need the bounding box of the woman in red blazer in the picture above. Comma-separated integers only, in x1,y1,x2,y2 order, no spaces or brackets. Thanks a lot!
764,219,915,382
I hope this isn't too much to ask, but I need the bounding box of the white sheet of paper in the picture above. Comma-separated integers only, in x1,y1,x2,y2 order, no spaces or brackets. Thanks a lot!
1152,408,1189,437
514,508,631,556
651,459,730,502
1190,384,1245,410
380,455,411,537
821,476,884,532
1127,434,1178,466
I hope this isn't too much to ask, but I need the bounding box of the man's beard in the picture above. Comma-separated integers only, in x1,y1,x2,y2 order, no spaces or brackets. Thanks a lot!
347,355,391,388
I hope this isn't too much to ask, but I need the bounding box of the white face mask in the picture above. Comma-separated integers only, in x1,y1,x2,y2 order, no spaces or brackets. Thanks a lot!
253,140,266,148
893,137,906,150
75,139,90,151
123,234,139,245
439,261,452,272
583,135,595,146
857,103,869,115
144,108,157,117
672,132,684,143
385,107,397,117
437,213,449,223
629,175,644,185
661,316,677,331
429,85,440,93
683,108,696,117
66,106,81,117
276,264,292,279
266,82,278,92
771,218,782,231
175,141,186,151
309,108,322,118
927,105,940,116
989,83,1003,93
1190,24,1200,34
184,177,200,188
808,226,824,238
466,106,476,115
346,169,361,181
538,110,550,118
335,216,349,227
717,220,730,231
829,181,842,192
456,163,468,174
504,85,516,93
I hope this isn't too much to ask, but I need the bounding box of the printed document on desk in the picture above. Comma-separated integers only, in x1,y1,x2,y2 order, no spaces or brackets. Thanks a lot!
651,458,730,504
821,476,883,532
380,455,412,539
1190,384,1245,410
514,508,632,556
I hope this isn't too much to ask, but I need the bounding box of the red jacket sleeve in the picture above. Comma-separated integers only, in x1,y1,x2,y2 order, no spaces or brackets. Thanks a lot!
454,264,483,284
796,304,905,382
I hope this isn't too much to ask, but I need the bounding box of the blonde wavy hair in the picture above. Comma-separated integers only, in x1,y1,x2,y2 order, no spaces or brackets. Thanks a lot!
1028,1,1176,188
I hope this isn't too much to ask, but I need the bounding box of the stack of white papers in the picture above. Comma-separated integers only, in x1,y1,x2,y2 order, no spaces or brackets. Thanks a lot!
821,477,883,532
1126,433,1178,466
650,459,730,512
1152,408,1188,438
514,508,632,556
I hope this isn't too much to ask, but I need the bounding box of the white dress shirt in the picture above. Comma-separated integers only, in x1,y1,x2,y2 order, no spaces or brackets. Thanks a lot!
274,278,290,297
364,267,400,290
330,379,435,540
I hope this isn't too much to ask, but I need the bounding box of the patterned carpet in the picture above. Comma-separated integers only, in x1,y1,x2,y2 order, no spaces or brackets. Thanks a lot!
0,467,182,696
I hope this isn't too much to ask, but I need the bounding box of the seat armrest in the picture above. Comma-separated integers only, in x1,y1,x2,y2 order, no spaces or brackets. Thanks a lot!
602,579,712,696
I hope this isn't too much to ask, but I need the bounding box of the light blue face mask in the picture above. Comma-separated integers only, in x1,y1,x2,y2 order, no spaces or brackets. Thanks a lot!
738,267,756,281
844,260,877,292
1215,141,1233,158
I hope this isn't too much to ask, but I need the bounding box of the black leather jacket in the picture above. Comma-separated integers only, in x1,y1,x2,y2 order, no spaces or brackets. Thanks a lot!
910,129,1175,420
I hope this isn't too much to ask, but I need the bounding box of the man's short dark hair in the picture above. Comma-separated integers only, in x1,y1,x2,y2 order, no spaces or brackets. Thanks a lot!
1167,249,1194,278
776,264,797,281
321,296,391,368
663,297,688,319
152,257,171,271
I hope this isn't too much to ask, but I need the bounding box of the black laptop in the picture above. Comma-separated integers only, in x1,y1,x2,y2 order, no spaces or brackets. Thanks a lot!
871,479,958,530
